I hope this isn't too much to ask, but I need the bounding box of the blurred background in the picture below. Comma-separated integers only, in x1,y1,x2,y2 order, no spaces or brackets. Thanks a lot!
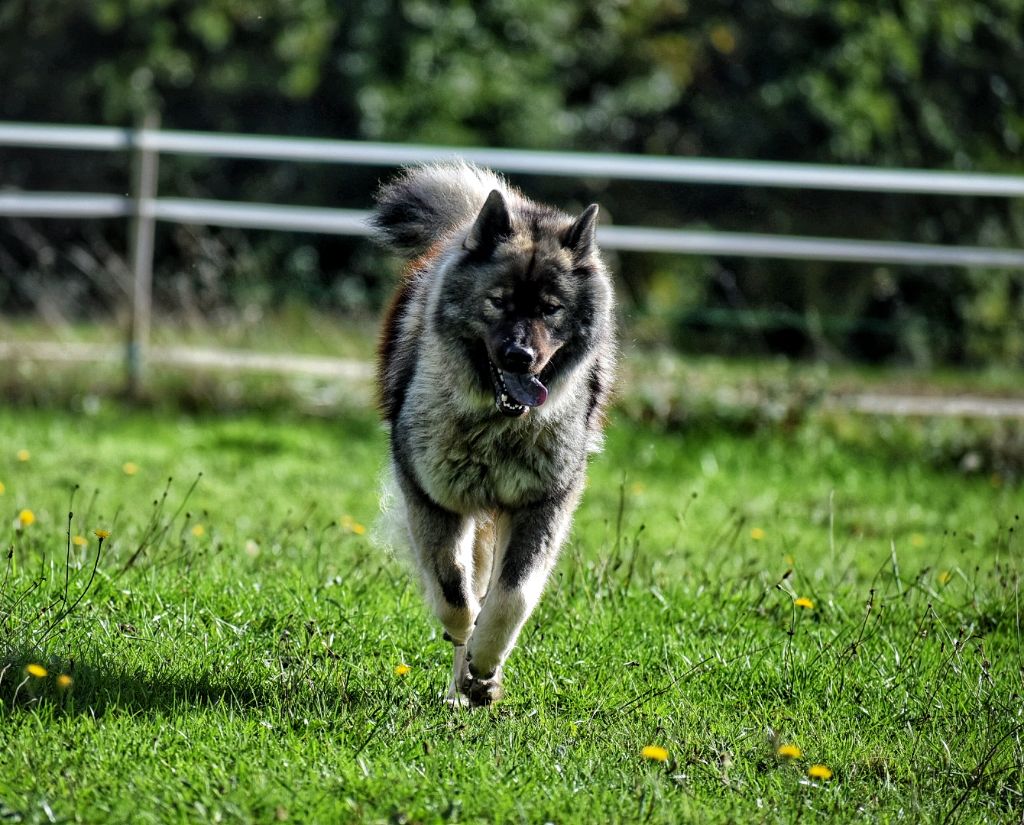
1,0,1022,418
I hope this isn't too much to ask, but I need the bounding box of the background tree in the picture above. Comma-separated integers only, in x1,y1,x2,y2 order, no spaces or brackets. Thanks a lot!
1,0,1021,363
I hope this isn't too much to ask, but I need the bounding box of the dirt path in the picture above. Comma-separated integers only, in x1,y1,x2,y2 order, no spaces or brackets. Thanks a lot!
2,341,1022,419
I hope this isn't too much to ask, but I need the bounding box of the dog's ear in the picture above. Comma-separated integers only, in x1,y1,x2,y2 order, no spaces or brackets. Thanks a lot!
464,190,513,257
562,204,599,256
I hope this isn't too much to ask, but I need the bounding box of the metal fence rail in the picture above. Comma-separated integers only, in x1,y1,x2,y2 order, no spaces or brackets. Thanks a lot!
4,121,1024,196
1,119,1023,391
5,192,1024,269
0,192,130,219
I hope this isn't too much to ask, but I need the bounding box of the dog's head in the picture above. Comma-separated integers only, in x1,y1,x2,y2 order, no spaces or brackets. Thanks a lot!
436,189,607,417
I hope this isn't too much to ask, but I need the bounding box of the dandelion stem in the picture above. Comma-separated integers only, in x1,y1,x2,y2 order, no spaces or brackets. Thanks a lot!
940,721,1024,825
38,534,104,645
62,495,76,609
1,544,13,608
613,474,627,560
119,473,201,574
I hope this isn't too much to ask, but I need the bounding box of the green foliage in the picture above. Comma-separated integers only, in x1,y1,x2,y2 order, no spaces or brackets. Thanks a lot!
1,406,1021,822
959,269,1024,365
0,0,1022,365
765,0,1024,166
1,0,343,125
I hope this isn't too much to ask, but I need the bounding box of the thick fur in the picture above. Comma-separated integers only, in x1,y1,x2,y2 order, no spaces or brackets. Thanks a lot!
372,161,615,706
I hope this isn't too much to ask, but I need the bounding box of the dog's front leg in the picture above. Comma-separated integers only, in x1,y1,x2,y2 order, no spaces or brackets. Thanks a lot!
461,490,579,706
398,476,480,704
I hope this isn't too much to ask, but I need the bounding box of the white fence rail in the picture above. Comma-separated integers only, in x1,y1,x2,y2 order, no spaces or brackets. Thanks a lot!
3,121,1024,265
5,121,1024,195
5,191,1024,269
1,119,1023,389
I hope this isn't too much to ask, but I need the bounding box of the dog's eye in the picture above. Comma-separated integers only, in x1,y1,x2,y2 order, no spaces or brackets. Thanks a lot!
487,296,507,310
541,303,563,316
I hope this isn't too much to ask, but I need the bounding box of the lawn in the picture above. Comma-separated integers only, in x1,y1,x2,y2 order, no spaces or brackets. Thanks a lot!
0,402,1021,823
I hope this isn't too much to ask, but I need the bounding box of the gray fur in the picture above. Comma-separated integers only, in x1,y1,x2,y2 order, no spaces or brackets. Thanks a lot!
371,161,512,257
374,161,616,707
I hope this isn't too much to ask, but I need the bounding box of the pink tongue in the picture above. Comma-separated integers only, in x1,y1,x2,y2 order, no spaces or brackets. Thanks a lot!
504,372,548,407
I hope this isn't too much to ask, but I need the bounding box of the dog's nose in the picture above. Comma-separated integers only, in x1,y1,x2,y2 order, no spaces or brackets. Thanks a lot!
500,343,535,373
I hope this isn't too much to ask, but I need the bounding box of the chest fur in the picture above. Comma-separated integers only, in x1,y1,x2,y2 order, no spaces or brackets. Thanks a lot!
398,402,578,513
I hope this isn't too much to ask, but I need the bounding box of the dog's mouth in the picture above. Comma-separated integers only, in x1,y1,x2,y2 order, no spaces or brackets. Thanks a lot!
488,360,548,417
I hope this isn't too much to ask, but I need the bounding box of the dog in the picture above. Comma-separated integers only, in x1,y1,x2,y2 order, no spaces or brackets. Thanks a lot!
372,161,615,706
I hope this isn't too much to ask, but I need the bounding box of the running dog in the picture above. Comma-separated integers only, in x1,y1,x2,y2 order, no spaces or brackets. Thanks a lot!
372,161,615,706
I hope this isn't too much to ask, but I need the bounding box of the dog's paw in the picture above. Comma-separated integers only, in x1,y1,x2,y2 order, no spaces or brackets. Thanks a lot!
459,666,504,707
442,691,472,710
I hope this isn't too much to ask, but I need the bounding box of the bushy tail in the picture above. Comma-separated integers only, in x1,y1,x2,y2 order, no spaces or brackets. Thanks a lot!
370,160,510,258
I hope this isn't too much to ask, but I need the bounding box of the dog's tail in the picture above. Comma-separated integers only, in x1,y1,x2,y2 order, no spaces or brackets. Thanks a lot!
370,161,511,258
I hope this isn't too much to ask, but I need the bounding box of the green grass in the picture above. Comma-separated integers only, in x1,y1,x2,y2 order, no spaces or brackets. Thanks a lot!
0,309,380,359
1,405,1021,823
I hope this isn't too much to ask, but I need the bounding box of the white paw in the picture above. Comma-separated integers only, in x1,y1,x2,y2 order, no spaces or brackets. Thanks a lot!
459,665,504,707
442,691,472,709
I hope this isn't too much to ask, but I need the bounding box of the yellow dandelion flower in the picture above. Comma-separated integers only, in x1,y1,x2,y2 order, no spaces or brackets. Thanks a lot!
72,535,88,547
750,527,766,541
340,515,367,535
16,449,30,462
395,664,412,676
641,745,670,762
938,570,953,586
630,481,646,495
191,524,205,537
910,533,925,548
808,764,833,780
94,528,111,539
122,462,139,476
25,663,47,678
794,596,814,610
777,743,803,759
57,674,73,690
0,481,5,495
783,553,795,566
17,509,35,528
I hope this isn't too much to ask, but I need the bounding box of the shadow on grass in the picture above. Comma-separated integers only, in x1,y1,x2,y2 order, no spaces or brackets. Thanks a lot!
0,650,371,720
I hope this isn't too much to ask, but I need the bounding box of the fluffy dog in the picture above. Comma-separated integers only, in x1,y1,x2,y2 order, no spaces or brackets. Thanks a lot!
372,161,615,706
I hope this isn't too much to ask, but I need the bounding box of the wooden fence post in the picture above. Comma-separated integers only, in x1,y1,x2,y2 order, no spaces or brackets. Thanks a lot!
126,110,160,395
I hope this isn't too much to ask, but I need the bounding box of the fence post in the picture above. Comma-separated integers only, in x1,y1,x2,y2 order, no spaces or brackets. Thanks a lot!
126,110,160,395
